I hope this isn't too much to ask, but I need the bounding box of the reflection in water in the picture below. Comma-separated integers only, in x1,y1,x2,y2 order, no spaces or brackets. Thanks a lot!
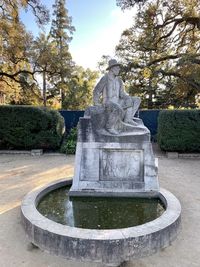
37,186,165,230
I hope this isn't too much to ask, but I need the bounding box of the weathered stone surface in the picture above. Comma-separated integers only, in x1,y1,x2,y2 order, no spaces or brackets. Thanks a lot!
70,117,159,196
31,149,43,156
167,152,179,159
92,59,142,134
20,58,181,266
179,153,200,158
70,59,159,196
21,179,181,266
78,117,150,143
0,150,31,155
100,149,143,181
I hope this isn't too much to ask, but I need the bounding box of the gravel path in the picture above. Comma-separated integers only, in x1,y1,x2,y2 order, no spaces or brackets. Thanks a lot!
0,152,200,267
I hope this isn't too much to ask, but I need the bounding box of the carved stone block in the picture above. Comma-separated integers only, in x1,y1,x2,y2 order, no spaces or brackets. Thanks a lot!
100,149,144,181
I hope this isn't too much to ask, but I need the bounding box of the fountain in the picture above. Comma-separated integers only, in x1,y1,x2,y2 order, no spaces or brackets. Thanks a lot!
21,59,181,267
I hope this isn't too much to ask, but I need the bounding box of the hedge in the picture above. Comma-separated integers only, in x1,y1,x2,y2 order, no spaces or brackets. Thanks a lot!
0,105,65,150
60,127,77,154
157,110,200,152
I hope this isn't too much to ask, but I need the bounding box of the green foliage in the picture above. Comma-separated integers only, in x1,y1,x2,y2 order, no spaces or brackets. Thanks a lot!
50,0,75,107
0,105,65,150
32,33,61,106
116,0,200,109
0,0,75,108
62,66,99,110
97,55,112,74
60,127,77,154
157,110,200,152
116,0,147,9
0,1,49,104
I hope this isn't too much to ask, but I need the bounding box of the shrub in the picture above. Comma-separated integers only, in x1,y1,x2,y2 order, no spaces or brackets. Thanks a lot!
60,127,77,154
0,105,65,150
157,110,200,152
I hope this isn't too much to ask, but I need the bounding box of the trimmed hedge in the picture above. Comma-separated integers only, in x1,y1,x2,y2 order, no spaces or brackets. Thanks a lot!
0,105,65,150
157,110,200,152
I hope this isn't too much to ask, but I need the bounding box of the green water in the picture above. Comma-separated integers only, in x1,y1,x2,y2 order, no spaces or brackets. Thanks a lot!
37,186,165,230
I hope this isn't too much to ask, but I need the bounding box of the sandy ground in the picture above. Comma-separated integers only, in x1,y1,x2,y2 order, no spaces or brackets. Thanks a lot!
0,150,200,267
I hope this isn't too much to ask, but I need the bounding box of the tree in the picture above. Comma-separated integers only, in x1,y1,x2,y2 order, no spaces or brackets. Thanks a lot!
116,0,200,108
0,0,49,80
62,66,99,110
97,55,112,74
117,0,148,9
50,0,75,107
17,73,43,105
0,0,49,104
32,33,61,106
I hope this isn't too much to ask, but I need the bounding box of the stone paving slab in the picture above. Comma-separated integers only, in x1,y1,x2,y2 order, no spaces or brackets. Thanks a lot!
0,151,200,267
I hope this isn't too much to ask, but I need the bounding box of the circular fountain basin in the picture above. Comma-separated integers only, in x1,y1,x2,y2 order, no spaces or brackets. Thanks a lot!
21,178,181,266
37,185,165,229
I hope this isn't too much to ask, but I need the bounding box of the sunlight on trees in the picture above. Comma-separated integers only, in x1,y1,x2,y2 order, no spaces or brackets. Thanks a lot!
0,0,99,109
1,0,200,109
116,0,200,109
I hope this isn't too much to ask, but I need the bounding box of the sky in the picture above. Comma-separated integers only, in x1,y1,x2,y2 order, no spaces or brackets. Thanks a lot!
21,0,135,70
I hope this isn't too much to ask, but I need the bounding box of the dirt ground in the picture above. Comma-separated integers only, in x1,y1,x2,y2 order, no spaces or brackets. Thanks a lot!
0,150,200,267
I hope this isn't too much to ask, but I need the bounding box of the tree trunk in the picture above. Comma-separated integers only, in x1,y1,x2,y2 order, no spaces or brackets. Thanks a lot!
43,70,47,107
59,36,65,108
147,78,153,109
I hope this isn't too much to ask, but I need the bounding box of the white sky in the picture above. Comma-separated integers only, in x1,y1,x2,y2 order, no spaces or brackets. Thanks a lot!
21,1,135,71
69,8,134,70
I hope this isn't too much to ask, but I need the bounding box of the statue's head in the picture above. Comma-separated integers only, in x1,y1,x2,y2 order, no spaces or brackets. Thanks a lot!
106,59,121,75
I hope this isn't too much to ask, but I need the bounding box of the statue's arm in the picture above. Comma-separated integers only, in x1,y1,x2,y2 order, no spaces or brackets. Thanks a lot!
93,75,107,105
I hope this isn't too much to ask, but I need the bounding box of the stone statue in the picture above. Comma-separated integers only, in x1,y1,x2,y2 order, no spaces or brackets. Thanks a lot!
93,59,141,134
70,59,159,197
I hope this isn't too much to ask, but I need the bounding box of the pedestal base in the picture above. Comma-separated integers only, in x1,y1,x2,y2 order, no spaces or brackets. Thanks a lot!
69,117,159,197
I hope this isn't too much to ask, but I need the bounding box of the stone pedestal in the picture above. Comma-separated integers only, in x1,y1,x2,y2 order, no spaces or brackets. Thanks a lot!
69,116,159,197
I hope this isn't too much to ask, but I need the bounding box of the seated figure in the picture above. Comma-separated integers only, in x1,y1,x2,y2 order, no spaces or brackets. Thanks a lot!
93,59,141,134
70,60,158,197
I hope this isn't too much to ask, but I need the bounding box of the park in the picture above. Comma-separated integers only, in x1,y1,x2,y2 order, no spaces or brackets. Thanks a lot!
0,0,200,267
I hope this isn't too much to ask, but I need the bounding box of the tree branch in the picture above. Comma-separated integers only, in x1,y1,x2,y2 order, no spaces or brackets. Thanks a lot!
155,17,200,42
156,69,200,91
27,0,50,25
0,69,43,83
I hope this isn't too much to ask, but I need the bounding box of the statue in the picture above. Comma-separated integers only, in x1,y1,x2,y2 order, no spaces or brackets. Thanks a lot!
70,59,159,196
90,59,144,135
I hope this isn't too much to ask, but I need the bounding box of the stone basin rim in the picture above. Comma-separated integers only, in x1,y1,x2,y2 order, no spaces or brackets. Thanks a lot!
21,177,181,240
